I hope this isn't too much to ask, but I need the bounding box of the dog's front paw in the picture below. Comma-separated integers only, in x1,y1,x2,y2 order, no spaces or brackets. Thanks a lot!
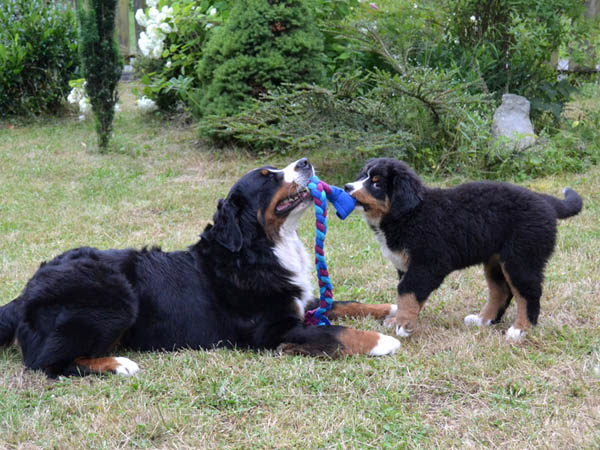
368,333,401,356
384,304,398,320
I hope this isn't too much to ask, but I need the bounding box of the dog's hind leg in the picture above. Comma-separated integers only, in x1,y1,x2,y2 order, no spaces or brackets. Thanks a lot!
72,357,140,376
464,255,513,327
17,260,139,377
499,261,543,342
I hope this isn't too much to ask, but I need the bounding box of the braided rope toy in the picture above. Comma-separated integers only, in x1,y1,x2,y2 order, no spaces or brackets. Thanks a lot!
304,175,356,326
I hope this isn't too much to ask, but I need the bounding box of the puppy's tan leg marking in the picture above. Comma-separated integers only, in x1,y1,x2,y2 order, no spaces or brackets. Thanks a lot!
500,264,532,342
327,302,397,320
384,293,421,337
465,257,512,327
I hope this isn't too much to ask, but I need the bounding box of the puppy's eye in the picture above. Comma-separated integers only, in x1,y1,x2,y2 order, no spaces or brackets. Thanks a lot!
371,176,381,189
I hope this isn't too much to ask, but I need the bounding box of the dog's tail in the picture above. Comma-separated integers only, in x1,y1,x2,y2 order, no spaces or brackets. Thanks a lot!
0,298,20,347
541,188,583,219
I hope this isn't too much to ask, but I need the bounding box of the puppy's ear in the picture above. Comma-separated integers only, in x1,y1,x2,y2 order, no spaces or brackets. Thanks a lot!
209,198,243,252
390,165,423,219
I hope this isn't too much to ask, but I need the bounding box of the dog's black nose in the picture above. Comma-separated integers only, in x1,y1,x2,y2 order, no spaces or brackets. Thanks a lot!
295,158,310,171
344,184,353,193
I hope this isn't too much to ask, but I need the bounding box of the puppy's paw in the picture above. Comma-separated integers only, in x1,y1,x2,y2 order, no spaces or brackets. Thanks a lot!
394,325,413,338
464,314,492,327
505,326,526,342
384,315,415,338
368,333,401,356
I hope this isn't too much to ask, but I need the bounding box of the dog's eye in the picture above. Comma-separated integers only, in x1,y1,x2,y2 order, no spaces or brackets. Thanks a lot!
371,176,381,189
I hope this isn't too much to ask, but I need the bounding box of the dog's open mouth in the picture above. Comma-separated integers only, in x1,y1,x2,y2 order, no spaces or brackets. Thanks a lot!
354,200,369,211
275,188,311,216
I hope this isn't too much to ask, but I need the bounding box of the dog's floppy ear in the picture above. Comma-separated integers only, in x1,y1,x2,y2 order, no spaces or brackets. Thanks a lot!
390,164,423,219
209,197,243,252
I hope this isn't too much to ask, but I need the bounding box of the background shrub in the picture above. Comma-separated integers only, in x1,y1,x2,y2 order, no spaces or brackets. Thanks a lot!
194,0,327,117
78,0,123,150
0,0,79,117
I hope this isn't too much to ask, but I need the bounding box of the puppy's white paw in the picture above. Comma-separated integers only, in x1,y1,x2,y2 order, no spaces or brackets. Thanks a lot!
369,333,401,356
395,326,412,338
464,314,491,327
114,357,140,376
505,326,526,342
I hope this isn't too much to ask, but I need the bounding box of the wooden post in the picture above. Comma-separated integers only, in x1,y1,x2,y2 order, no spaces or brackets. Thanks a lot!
116,0,130,58
585,0,599,19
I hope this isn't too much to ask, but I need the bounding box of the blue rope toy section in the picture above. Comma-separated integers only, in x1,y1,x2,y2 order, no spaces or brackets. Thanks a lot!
304,175,356,326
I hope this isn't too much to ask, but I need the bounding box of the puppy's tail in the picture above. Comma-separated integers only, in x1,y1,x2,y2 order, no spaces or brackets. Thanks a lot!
0,298,20,347
541,188,583,219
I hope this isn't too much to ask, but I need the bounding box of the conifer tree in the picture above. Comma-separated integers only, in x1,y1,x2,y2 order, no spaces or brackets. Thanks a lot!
196,0,326,117
77,0,123,150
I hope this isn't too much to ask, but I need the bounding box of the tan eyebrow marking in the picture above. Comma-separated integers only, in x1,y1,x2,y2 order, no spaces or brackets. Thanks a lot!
372,175,381,183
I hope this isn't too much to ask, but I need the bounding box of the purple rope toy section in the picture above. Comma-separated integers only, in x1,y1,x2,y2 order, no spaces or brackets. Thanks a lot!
304,175,356,326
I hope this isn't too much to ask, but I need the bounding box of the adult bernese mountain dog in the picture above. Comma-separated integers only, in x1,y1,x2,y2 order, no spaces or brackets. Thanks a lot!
344,158,583,342
0,158,400,377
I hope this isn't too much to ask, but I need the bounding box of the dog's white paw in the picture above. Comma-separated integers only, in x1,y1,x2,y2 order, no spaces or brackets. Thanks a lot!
395,326,412,338
464,314,491,327
114,357,140,376
369,333,401,356
506,326,526,342
385,304,398,320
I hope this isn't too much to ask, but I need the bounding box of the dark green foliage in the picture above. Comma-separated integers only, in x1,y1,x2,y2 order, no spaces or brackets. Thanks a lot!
195,0,327,117
77,0,123,149
200,56,492,177
433,0,587,121
199,76,415,158
133,0,226,112
0,0,79,116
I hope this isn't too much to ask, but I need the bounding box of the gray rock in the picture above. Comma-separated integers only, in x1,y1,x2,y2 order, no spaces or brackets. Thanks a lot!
491,93,536,151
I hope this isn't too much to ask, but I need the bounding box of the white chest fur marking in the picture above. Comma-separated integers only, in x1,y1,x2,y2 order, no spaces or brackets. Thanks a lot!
273,226,314,317
373,227,410,272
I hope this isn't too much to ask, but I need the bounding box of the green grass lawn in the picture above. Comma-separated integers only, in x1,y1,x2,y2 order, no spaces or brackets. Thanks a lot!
0,84,599,449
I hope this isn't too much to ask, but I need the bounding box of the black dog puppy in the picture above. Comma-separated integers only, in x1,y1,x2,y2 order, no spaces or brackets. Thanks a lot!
0,159,399,377
345,158,582,341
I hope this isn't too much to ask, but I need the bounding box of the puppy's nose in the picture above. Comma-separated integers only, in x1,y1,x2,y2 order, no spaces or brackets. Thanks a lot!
344,184,354,193
295,158,310,171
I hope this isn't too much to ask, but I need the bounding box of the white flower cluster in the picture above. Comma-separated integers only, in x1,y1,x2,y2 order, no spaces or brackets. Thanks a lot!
67,83,91,121
135,0,175,59
67,82,121,121
137,96,158,113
